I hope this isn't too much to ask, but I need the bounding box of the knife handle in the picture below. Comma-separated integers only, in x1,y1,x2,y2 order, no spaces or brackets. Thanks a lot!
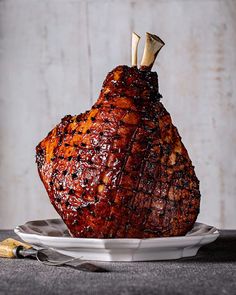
0,238,31,249
0,244,17,258
0,245,24,258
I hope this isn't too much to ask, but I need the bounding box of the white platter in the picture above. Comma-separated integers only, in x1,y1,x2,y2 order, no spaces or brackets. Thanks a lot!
14,219,219,262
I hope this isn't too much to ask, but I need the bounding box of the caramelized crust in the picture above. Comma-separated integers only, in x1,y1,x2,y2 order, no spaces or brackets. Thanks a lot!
36,66,200,238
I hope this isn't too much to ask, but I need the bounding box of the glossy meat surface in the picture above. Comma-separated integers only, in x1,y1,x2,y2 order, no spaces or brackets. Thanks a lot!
36,66,200,238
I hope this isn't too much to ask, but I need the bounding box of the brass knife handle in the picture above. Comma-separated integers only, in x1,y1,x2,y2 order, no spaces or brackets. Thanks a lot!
0,244,16,258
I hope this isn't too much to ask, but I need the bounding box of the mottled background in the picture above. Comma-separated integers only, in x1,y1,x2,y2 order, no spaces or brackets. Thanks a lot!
0,0,235,229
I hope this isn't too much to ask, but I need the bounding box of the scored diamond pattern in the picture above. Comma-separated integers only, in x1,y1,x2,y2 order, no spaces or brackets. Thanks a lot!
36,65,200,238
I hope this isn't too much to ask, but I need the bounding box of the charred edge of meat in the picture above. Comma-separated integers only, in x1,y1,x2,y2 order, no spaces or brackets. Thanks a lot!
61,115,73,124
35,145,46,168
101,66,161,103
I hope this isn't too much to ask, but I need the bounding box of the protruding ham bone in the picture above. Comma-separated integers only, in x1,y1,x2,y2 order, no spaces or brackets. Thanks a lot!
140,33,165,71
131,32,140,67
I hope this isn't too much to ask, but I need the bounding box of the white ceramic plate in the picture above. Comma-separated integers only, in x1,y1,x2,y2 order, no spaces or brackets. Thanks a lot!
14,219,219,262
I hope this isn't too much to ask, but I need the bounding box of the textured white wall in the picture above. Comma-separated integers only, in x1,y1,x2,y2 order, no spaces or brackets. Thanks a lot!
0,0,235,229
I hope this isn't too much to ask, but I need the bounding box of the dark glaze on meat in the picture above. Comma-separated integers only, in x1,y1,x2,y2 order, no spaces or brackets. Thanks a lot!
36,65,200,238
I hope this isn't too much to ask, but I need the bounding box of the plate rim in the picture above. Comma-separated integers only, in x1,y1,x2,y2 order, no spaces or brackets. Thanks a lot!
14,218,220,243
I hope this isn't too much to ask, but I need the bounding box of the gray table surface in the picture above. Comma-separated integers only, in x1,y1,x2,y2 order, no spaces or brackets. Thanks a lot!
0,230,235,295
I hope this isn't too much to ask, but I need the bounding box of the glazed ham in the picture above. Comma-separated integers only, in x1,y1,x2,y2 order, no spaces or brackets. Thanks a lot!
36,33,200,238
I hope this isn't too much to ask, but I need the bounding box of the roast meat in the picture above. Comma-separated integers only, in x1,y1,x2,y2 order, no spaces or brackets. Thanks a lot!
36,33,200,238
